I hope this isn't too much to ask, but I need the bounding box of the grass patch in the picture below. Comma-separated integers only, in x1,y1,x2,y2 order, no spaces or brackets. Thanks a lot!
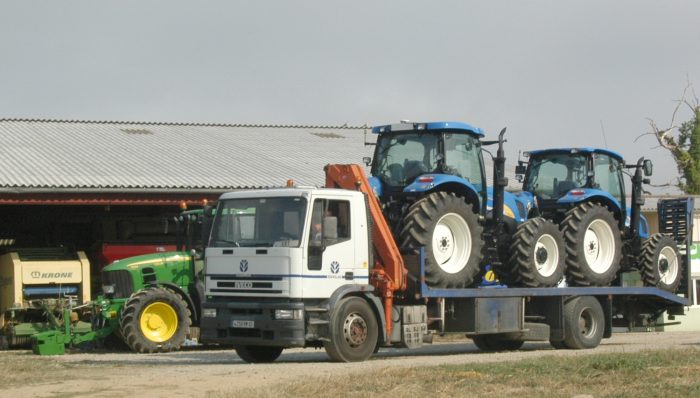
0,350,113,388
229,348,700,398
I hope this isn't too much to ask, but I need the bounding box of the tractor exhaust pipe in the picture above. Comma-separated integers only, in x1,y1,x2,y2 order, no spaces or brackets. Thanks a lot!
492,128,508,225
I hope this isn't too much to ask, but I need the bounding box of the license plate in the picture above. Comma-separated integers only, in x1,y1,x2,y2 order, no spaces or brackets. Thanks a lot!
232,320,254,328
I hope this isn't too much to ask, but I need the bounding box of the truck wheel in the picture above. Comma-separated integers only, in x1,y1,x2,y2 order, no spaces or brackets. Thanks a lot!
120,287,191,353
561,203,622,286
472,335,524,351
400,192,484,288
639,234,682,292
506,218,566,287
563,296,604,349
235,345,283,363
324,297,378,362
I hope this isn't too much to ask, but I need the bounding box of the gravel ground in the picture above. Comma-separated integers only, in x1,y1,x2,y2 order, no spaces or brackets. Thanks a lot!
2,331,699,398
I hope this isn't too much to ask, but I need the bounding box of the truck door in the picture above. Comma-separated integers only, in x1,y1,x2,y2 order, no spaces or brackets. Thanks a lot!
304,198,356,298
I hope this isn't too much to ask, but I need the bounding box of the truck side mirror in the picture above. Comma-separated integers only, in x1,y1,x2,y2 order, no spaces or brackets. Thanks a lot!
362,156,372,166
643,159,653,177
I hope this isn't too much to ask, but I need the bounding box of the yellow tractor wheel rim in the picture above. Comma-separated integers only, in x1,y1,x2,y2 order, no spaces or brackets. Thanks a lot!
140,302,178,342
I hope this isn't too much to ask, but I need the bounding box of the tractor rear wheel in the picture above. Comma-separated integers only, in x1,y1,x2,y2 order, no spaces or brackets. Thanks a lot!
639,234,682,292
506,217,566,287
563,296,604,349
400,192,484,288
235,345,284,363
324,297,378,362
120,287,191,353
561,203,622,286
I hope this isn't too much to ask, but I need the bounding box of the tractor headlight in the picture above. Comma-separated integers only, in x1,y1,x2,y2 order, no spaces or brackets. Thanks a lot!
202,308,217,318
274,309,303,320
102,284,115,295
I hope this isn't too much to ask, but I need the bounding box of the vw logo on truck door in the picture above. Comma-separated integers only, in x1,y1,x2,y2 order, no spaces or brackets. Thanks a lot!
240,259,249,273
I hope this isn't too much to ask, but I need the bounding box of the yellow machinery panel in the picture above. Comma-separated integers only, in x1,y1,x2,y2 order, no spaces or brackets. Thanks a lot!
0,251,91,324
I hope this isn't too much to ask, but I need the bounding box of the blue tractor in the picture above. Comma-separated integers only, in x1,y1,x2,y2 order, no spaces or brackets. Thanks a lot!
366,122,565,289
514,148,682,291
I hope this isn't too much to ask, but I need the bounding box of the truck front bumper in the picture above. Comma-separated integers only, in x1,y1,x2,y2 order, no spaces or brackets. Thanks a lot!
200,300,306,348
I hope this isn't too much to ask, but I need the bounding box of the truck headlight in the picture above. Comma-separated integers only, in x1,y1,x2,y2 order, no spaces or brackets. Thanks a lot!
202,308,217,318
102,284,115,295
274,309,303,320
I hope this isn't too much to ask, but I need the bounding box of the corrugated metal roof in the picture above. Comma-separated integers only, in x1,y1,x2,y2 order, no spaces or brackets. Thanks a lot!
0,118,518,192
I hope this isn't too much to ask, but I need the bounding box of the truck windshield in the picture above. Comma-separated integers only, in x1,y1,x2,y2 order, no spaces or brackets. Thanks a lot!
525,154,588,199
373,133,439,186
209,197,307,248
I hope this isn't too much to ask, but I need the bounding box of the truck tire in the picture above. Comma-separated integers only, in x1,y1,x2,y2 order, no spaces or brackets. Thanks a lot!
471,334,524,351
563,296,604,349
235,345,283,363
120,287,191,353
400,192,484,288
324,297,378,362
561,203,622,286
638,234,682,292
506,218,566,287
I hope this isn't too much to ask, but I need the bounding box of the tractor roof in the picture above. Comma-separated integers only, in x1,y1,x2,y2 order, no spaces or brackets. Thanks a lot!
371,121,485,138
528,147,624,161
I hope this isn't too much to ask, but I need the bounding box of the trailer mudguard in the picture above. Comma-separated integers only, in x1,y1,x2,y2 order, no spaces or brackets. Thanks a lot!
328,284,387,344
148,281,199,324
556,189,622,216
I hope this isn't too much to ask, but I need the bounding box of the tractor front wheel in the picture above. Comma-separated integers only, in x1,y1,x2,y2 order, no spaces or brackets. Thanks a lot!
120,287,191,353
400,192,484,288
506,217,566,287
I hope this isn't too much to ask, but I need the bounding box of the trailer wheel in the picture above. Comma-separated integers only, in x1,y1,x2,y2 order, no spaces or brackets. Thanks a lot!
561,203,622,286
471,335,524,351
235,345,283,363
563,296,604,349
505,217,566,287
120,287,191,353
639,234,682,292
400,192,484,288
549,340,567,349
324,297,378,362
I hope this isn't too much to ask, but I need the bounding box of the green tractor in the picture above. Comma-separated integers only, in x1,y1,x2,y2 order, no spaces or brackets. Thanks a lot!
32,209,208,354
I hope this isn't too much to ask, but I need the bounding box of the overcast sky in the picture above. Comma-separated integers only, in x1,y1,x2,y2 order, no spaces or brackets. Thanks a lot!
1,1,699,193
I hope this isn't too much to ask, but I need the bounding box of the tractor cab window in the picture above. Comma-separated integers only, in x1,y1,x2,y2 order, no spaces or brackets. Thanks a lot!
308,199,351,270
443,133,484,189
593,154,624,203
209,197,307,248
525,154,588,199
373,133,439,186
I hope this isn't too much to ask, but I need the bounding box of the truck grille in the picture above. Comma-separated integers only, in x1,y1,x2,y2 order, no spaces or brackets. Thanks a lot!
102,270,134,298
206,275,286,296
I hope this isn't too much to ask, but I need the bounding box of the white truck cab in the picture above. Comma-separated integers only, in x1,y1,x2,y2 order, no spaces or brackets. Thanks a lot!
200,187,373,353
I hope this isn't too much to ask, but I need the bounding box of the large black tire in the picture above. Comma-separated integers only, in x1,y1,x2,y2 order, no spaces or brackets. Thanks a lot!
400,192,484,288
561,203,622,286
235,345,284,363
324,297,378,362
562,296,605,349
504,218,566,287
120,287,191,353
471,334,524,351
638,234,682,292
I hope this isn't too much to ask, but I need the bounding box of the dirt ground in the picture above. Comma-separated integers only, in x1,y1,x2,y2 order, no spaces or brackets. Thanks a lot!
2,331,699,398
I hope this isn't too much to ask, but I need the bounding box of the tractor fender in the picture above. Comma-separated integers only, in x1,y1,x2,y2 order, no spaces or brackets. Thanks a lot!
404,174,482,211
556,189,623,219
328,284,387,344
146,281,199,325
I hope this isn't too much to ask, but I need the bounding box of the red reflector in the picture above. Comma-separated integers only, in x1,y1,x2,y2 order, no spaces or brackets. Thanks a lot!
570,190,585,196
418,176,434,183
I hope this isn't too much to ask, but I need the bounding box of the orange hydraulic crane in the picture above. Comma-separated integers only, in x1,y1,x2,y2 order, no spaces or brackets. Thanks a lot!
324,164,407,339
